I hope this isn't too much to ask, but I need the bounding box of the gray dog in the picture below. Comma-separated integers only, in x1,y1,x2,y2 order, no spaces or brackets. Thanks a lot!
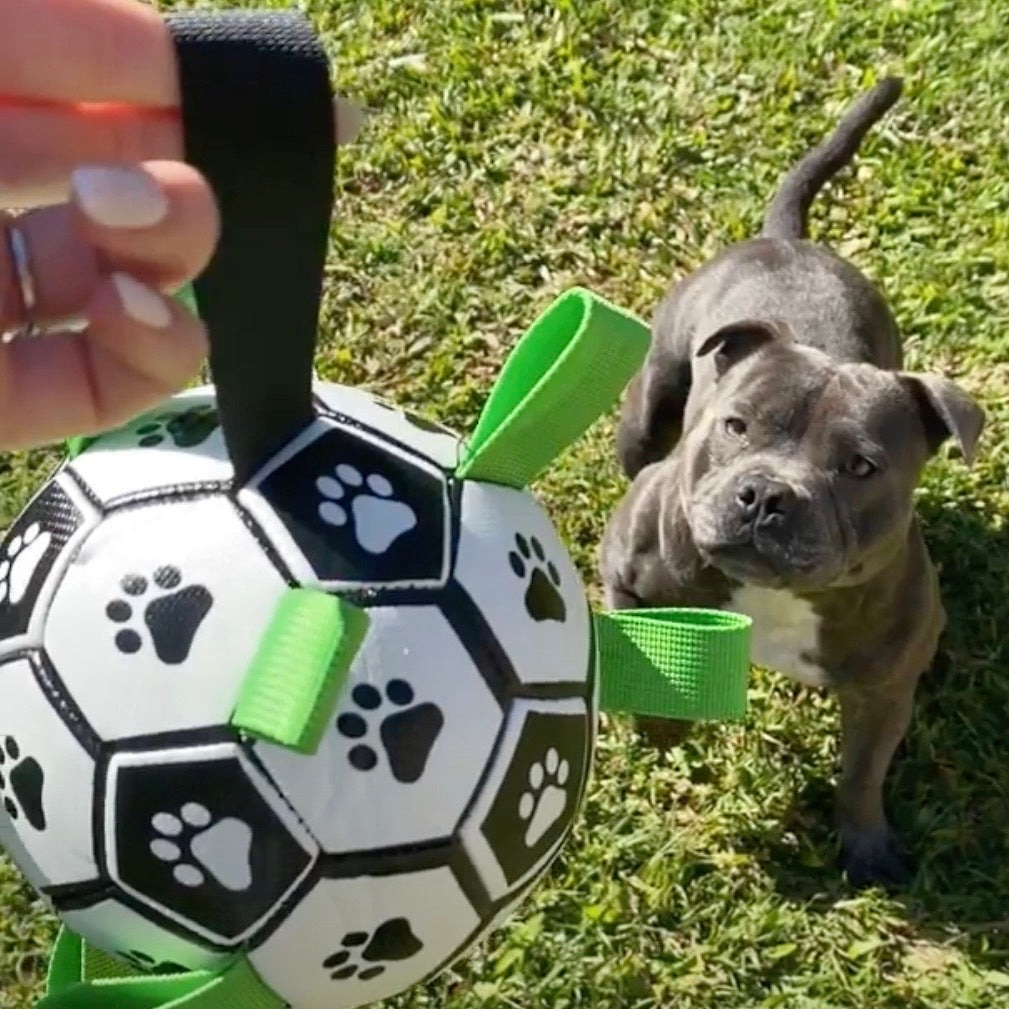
599,77,985,888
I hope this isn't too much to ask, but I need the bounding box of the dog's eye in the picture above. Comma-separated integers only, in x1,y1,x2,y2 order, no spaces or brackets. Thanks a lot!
845,454,876,478
724,417,747,437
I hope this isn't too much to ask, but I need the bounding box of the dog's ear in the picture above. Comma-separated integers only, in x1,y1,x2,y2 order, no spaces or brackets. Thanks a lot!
615,319,791,479
899,373,985,466
695,319,791,377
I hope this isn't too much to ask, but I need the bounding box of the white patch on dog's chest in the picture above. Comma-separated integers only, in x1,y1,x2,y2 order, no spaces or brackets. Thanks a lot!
723,585,828,687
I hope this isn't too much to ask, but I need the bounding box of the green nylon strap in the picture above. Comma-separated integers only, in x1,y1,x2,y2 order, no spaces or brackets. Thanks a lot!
595,608,752,721
64,436,95,459
40,929,283,1009
173,281,201,318
455,287,650,488
231,588,370,753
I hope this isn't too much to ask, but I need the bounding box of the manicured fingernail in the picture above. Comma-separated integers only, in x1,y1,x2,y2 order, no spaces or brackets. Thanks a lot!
112,273,172,329
72,166,169,229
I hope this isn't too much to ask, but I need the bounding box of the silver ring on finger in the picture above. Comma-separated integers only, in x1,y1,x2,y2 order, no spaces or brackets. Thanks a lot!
4,218,40,343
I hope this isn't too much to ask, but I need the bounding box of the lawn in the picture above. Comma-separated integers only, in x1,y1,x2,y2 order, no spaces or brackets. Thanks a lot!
4,0,1009,1006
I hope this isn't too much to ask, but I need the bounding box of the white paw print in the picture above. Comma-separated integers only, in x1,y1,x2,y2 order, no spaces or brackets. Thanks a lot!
0,522,51,606
149,802,254,892
315,464,418,555
518,747,571,848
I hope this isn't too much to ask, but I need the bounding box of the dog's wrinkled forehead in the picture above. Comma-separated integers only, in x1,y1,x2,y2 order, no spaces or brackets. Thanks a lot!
715,348,922,458
717,344,828,427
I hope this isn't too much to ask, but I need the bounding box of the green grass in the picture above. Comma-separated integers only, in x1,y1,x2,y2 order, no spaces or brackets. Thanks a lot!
4,0,1009,1006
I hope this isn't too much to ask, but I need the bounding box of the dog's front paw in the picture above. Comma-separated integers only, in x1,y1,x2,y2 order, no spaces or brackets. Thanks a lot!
839,827,913,890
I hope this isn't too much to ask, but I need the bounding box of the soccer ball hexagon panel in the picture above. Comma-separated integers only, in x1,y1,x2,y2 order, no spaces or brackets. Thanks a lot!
240,415,452,591
44,496,289,740
461,697,594,900
253,604,504,853
66,389,230,505
104,742,318,947
249,869,481,1009
454,481,593,689
0,655,97,887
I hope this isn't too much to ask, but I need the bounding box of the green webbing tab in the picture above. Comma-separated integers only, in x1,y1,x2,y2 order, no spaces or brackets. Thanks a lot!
40,929,282,1009
232,588,370,754
456,287,650,488
595,608,752,721
82,944,135,982
64,436,97,459
173,281,200,317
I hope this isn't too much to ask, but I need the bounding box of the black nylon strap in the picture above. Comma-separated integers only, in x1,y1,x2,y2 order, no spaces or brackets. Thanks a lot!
164,9,335,485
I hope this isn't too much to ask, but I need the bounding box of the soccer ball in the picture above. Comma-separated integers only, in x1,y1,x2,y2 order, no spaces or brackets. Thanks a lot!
0,381,596,1009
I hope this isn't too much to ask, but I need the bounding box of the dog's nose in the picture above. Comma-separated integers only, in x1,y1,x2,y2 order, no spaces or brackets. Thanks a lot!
735,479,793,526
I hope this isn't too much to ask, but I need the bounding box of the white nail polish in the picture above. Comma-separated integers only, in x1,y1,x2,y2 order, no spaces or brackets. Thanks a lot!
72,166,169,229
112,274,172,330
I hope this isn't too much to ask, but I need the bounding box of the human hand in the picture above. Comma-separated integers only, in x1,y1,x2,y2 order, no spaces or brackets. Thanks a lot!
0,0,363,451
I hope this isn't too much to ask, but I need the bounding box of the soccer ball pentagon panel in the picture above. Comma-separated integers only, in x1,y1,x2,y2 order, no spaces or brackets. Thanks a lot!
0,381,596,1009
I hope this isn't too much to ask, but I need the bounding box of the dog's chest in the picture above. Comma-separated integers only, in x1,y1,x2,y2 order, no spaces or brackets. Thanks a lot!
723,585,828,687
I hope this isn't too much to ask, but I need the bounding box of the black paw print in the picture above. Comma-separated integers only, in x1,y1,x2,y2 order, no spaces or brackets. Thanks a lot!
117,949,188,975
322,917,423,982
106,566,213,665
135,405,218,449
336,681,444,784
0,735,45,831
508,533,566,623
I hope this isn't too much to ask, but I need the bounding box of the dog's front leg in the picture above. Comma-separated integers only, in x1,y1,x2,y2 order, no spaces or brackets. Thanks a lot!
836,678,917,888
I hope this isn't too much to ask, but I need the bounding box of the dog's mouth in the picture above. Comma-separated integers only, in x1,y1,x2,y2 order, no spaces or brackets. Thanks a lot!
696,540,790,587
695,534,833,589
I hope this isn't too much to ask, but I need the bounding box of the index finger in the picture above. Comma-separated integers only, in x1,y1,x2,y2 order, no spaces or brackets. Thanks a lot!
0,0,178,106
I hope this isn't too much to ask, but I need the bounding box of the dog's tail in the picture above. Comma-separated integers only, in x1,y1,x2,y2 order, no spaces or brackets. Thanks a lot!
761,76,903,240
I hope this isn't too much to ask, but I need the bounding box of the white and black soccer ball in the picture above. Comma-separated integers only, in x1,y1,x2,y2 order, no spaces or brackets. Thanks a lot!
0,382,596,1009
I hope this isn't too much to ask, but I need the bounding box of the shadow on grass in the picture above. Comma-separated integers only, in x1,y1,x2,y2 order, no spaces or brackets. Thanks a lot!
733,491,1009,940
